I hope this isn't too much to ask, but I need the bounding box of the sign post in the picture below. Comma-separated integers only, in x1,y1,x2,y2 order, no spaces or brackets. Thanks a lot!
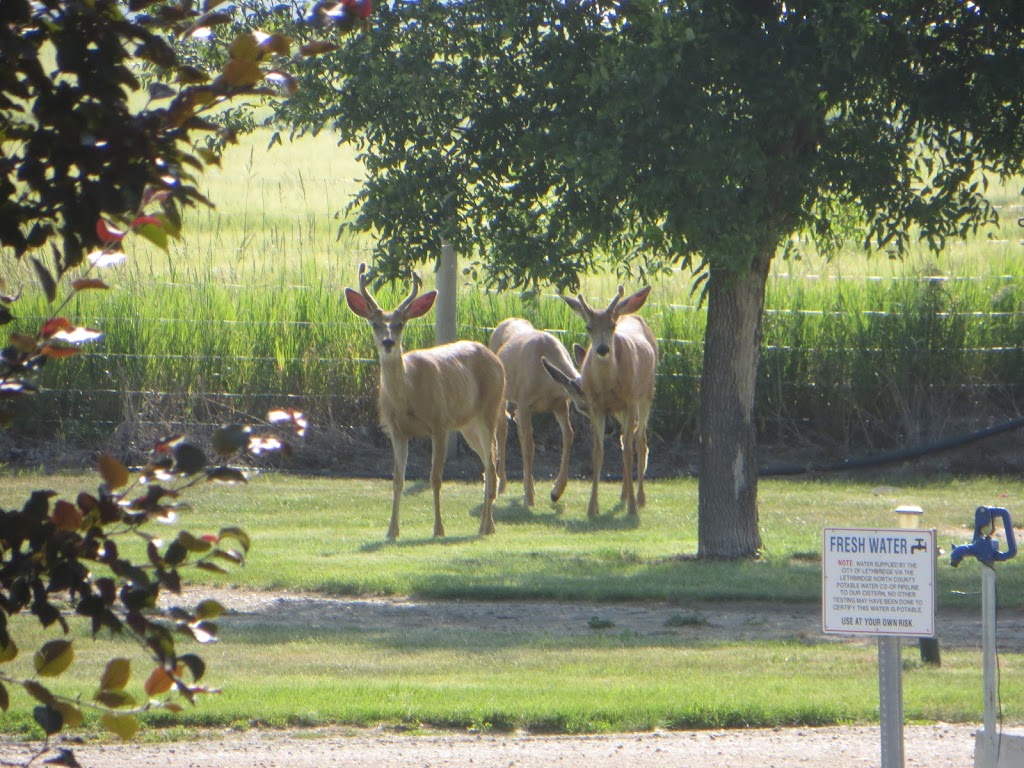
823,526,937,768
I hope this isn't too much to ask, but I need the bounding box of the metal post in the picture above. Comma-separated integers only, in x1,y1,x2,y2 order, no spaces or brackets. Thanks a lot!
878,635,905,768
979,564,998,768
895,506,941,666
436,242,459,459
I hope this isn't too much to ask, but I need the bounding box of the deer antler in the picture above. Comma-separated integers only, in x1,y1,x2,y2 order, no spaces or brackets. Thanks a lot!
396,271,422,312
575,293,595,319
357,263,381,312
606,285,625,314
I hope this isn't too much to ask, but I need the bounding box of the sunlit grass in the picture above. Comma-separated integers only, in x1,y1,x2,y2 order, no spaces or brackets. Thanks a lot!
2,471,1022,737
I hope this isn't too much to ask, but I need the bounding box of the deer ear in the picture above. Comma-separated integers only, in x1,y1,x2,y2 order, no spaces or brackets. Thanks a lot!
543,357,586,410
404,290,437,319
615,286,651,315
345,288,370,318
573,343,586,368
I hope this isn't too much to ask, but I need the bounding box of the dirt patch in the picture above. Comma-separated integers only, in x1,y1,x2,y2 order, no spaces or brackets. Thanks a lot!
13,587,1015,768
175,584,1024,651
60,722,980,768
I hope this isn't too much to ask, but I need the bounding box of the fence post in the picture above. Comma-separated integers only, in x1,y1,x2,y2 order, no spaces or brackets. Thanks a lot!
436,241,459,460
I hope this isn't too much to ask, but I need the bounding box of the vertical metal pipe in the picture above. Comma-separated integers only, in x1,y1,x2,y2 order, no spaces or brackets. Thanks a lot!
878,636,905,768
980,565,998,768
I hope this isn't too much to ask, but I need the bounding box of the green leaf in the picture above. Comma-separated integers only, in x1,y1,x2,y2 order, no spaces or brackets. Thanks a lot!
206,466,248,484
172,442,208,476
101,712,139,741
178,653,206,681
135,221,169,251
212,423,251,456
23,680,55,705
34,639,74,677
31,256,57,303
52,700,84,729
33,704,63,735
217,526,251,553
100,658,132,691
177,531,213,553
94,689,137,709
0,637,17,663
195,561,228,574
194,599,225,620
164,540,188,566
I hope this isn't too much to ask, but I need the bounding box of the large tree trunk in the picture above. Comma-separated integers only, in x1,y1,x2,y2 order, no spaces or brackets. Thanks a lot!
697,247,773,559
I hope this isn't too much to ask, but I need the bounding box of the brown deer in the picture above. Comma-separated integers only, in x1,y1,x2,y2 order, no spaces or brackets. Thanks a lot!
344,264,506,539
544,286,658,519
488,318,580,507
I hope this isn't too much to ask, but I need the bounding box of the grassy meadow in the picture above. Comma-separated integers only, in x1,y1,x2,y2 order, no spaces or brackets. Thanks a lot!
1,130,1024,462
1,471,1024,737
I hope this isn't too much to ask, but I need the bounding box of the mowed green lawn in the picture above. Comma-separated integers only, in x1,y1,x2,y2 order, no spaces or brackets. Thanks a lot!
1,471,1023,737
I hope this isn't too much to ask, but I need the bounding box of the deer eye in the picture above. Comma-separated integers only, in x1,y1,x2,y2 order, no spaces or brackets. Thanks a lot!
390,322,404,333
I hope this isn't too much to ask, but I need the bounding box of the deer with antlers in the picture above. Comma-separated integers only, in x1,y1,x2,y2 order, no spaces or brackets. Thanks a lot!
543,286,658,519
344,264,506,539
488,318,581,507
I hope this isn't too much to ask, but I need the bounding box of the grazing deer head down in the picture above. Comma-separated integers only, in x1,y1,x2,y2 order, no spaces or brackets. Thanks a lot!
345,264,506,539
547,285,658,519
489,318,580,507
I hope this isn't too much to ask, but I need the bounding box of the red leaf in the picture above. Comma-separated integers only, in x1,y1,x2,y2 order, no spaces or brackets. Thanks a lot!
130,215,162,229
71,278,110,291
40,318,73,338
52,500,83,531
96,220,126,243
342,0,372,18
299,40,339,57
40,345,79,359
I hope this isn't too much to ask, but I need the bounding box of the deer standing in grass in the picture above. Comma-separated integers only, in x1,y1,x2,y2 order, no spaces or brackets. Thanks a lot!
544,286,658,519
344,264,505,539
488,318,580,507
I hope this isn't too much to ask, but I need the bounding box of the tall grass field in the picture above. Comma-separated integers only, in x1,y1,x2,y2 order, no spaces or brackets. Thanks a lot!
1,130,1023,469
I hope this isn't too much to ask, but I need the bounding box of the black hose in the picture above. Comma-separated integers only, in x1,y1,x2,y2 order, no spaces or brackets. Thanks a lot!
758,415,1024,476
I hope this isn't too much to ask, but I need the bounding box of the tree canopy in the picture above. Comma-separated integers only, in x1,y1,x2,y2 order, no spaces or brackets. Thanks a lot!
242,0,1024,557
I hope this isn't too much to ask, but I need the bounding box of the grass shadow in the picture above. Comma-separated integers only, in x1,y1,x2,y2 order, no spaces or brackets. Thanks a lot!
491,498,566,529
563,503,641,533
360,533,481,552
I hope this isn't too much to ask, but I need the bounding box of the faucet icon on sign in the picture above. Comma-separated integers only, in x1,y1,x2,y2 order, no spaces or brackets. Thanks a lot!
911,538,928,555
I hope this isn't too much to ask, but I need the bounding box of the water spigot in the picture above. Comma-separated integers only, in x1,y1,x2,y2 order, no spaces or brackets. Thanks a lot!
950,506,1017,567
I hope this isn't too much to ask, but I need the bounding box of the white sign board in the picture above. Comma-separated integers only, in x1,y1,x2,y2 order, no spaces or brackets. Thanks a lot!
822,527,936,637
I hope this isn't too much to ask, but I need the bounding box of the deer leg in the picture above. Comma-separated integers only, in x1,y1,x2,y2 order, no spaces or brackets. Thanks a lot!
496,404,510,495
515,406,536,507
461,420,497,535
388,437,409,540
551,400,573,502
636,402,651,508
621,410,638,516
588,412,606,519
429,433,447,538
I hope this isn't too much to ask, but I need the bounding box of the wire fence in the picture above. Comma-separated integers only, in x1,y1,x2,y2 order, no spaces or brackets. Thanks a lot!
5,276,1024,472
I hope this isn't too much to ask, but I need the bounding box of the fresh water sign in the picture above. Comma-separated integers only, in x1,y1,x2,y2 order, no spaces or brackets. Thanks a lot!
822,527,936,637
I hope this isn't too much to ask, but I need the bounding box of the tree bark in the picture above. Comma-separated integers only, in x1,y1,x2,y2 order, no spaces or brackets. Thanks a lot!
697,247,773,559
